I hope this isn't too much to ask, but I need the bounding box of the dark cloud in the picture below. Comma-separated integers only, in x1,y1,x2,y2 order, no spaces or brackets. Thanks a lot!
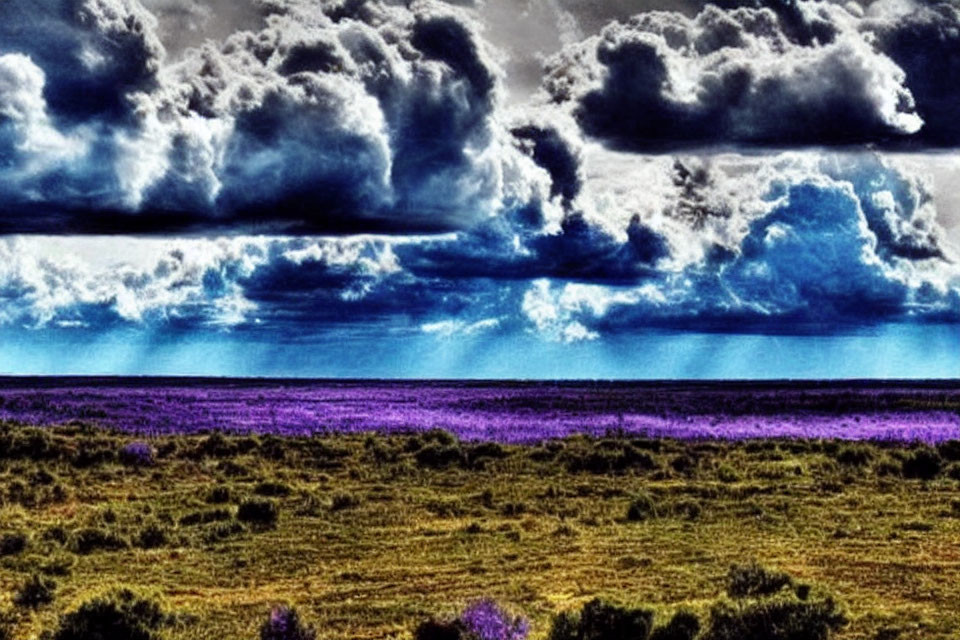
539,0,960,150
0,0,568,234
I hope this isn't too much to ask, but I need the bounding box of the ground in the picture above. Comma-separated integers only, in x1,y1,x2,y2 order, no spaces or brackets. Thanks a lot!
0,424,959,639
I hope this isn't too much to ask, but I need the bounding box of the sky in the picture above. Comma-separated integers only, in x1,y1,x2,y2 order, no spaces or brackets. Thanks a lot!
0,0,958,378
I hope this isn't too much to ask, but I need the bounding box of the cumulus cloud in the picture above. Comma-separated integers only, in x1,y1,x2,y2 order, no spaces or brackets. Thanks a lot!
541,0,960,149
0,0,575,234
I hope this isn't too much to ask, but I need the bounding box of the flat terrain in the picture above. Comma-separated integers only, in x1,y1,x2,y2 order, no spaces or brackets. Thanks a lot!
0,378,958,441
2,424,960,639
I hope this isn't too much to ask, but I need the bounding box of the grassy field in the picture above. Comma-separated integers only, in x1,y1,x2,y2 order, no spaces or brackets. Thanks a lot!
1,423,959,639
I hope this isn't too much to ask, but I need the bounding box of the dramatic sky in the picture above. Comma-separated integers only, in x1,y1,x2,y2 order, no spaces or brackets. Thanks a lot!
0,0,958,377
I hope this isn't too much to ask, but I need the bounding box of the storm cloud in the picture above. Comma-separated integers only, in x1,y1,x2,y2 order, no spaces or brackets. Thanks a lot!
541,0,960,149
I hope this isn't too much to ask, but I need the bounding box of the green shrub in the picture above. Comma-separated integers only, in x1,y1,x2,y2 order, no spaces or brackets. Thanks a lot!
650,610,700,640
254,481,292,497
727,563,793,598
548,599,654,640
206,486,232,504
902,448,942,480
834,445,872,467
415,444,465,469
717,465,740,483
238,499,279,528
703,597,846,640
69,528,128,555
626,493,658,522
14,574,56,609
260,605,317,640
330,491,360,512
414,619,463,640
135,523,168,549
937,440,960,461
0,532,28,556
49,588,167,640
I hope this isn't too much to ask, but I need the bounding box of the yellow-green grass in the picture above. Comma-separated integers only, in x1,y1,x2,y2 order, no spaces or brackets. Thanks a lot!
0,426,959,639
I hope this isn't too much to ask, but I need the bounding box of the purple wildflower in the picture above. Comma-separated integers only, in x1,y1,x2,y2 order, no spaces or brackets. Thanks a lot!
260,606,316,640
459,600,529,640
119,441,155,466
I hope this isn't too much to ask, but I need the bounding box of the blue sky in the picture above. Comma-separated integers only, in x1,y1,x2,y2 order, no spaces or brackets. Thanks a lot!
0,0,958,378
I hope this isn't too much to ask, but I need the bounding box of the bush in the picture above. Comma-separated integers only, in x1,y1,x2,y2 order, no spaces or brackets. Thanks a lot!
254,481,292,497
69,528,129,555
414,601,529,640
717,465,740,483
14,574,56,609
416,444,465,469
902,448,942,480
260,605,317,640
834,445,872,467
49,588,166,640
135,524,168,549
206,486,232,504
459,599,529,640
330,491,360,512
703,597,846,640
938,440,960,461
626,493,659,522
119,442,156,467
548,599,654,640
415,620,464,640
238,499,279,528
727,563,793,599
650,610,700,640
563,446,657,474
195,432,236,458
0,532,27,556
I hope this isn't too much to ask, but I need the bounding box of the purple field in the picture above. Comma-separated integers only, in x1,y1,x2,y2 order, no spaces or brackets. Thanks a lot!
1,377,958,443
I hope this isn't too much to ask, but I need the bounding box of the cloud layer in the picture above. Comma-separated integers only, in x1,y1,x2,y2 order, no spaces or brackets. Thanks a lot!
1,152,957,340
0,0,958,350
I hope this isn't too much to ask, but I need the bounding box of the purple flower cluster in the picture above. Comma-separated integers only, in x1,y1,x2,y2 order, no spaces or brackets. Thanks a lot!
0,380,958,444
260,606,316,640
119,441,155,466
459,600,529,640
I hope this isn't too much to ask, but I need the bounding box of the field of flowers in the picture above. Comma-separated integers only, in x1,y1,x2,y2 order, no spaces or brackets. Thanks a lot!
0,378,958,443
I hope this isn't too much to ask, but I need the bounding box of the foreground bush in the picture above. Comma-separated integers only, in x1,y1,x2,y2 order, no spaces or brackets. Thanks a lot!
49,588,167,640
415,600,528,640
649,610,700,640
260,606,316,640
459,600,529,640
548,599,654,640
703,597,846,640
